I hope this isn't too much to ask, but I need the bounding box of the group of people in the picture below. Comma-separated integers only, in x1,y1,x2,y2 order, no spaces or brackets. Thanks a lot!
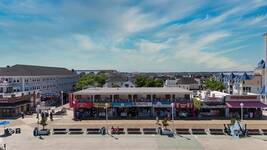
36,111,54,121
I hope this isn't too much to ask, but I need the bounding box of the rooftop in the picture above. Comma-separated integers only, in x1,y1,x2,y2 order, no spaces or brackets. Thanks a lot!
74,87,192,95
0,64,77,76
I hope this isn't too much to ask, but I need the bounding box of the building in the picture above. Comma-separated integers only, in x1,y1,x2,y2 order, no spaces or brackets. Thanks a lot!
0,64,79,98
69,87,193,120
164,77,200,90
0,90,41,118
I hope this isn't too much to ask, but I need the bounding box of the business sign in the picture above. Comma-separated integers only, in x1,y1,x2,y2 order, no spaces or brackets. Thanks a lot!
134,102,153,107
75,102,94,108
112,102,132,107
176,103,193,109
153,101,171,107
93,103,111,108
226,95,260,102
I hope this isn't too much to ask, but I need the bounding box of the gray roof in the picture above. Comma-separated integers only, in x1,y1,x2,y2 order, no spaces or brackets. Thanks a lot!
176,77,198,84
0,64,76,76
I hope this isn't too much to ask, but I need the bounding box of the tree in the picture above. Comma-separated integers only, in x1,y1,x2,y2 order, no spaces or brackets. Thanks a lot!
203,79,225,91
75,74,107,90
135,75,163,87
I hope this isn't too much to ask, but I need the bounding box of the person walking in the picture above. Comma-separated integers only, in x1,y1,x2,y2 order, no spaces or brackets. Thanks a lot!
21,111,24,119
49,112,53,121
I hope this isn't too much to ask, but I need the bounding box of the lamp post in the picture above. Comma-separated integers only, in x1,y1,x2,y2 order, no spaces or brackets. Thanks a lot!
171,103,175,131
105,103,108,134
240,102,244,121
61,91,64,107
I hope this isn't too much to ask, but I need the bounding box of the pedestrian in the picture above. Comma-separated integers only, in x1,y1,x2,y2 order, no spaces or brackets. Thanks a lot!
49,112,53,121
21,111,24,119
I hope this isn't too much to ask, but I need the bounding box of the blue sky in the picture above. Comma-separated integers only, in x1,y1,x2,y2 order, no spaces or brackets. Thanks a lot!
0,0,267,72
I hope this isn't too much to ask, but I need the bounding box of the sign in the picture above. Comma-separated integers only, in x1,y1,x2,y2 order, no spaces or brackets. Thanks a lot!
153,101,171,107
93,103,111,108
134,102,153,107
112,102,132,107
75,102,93,108
176,103,193,109
226,95,260,102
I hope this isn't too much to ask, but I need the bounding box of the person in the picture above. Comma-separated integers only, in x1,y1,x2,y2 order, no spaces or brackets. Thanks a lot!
156,116,159,125
49,112,53,121
21,111,24,119
111,126,115,134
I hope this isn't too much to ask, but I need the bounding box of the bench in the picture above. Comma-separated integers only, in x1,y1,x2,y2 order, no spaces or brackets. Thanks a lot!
176,128,191,135
143,128,158,135
53,128,68,135
111,128,125,134
127,128,142,134
209,129,225,135
191,128,206,135
247,129,261,135
87,128,101,134
69,128,84,135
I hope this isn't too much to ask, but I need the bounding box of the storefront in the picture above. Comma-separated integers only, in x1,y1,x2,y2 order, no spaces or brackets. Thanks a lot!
175,102,194,118
112,102,133,118
0,98,31,118
153,101,172,118
199,98,226,118
225,95,267,119
132,102,153,118
93,102,112,118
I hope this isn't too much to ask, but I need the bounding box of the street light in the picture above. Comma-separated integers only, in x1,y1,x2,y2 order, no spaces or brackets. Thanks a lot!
171,103,175,132
240,102,244,121
105,103,108,134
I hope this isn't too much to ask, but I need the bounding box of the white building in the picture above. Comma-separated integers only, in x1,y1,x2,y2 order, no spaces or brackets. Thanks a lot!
0,64,79,97
164,77,200,90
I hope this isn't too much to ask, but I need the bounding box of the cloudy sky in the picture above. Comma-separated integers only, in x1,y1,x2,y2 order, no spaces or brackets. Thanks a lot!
0,0,267,72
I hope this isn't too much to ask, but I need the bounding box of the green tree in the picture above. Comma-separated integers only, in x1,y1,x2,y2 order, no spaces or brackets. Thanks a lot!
135,75,163,87
203,79,225,91
75,74,107,90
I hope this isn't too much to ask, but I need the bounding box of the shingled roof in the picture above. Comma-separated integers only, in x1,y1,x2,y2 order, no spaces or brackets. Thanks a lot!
176,77,198,84
0,64,76,76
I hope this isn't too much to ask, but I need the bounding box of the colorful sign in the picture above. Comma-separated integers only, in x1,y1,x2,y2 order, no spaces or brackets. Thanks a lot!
134,102,153,107
112,102,132,107
153,101,171,107
176,103,193,109
193,97,202,110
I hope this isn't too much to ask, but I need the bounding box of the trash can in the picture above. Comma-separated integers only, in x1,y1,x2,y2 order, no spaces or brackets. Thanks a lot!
33,128,38,136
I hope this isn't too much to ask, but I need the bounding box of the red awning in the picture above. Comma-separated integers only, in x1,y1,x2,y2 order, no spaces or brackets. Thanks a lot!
226,101,267,108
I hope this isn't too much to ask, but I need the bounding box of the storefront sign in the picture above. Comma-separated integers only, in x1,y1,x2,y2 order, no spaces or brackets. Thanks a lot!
153,101,171,107
176,103,193,109
133,102,153,107
226,95,260,101
75,102,94,108
112,102,132,107
93,103,111,108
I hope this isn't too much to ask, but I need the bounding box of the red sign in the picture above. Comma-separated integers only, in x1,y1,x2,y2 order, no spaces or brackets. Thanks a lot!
176,103,193,109
69,93,93,109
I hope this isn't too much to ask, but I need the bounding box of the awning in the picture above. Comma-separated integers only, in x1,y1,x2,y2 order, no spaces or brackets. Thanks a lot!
226,101,267,108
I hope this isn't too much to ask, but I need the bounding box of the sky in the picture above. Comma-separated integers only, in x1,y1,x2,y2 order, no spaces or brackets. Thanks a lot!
0,0,267,72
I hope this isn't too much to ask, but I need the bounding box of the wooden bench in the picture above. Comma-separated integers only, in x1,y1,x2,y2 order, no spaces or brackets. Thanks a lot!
176,128,191,135
53,128,68,135
87,128,101,134
247,129,261,135
111,128,125,134
209,129,225,135
191,129,206,135
69,128,84,135
262,129,267,135
143,128,158,135
127,128,142,134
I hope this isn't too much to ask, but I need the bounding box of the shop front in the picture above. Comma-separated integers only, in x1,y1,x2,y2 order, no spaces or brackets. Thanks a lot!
132,102,153,118
0,98,31,118
175,102,194,118
153,101,172,118
93,102,112,118
73,102,94,120
112,102,133,118
199,98,226,118
225,95,267,119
